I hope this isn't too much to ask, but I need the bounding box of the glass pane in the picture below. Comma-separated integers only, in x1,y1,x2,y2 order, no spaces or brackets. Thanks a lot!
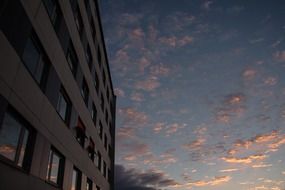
71,169,78,190
50,152,60,183
17,128,29,167
57,93,67,120
0,112,21,161
34,57,45,84
22,37,40,75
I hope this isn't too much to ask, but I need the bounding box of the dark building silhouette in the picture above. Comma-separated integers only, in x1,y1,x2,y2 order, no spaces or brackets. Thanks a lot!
0,0,116,190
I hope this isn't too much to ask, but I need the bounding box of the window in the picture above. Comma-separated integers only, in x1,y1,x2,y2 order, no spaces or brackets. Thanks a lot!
81,79,89,106
75,118,86,147
46,147,65,186
72,167,82,190
104,134,107,150
97,46,102,67
57,88,71,124
106,88,110,102
99,121,103,139
85,45,92,69
74,5,84,38
108,145,112,158
87,137,95,161
103,161,106,177
94,72,99,93
43,0,62,31
105,111,109,124
100,93,104,110
90,19,96,43
102,71,106,86
91,104,97,124
84,0,92,21
96,185,101,190
0,107,35,170
86,178,93,190
22,33,49,90
97,151,101,171
66,41,78,76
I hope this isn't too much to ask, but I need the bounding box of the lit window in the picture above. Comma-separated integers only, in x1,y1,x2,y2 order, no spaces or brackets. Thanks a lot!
72,167,82,190
81,79,89,106
46,147,65,186
57,88,71,124
0,108,35,170
22,33,49,89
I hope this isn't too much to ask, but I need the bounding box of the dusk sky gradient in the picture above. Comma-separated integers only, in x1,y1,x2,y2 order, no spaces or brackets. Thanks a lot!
99,1,285,189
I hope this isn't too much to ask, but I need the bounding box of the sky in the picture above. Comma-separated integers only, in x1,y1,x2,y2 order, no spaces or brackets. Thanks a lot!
99,1,285,190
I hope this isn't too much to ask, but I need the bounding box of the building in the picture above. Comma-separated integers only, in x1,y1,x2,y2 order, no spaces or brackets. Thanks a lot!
0,0,116,190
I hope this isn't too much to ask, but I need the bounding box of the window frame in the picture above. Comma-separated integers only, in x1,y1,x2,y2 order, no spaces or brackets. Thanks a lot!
72,167,82,190
46,147,65,187
0,106,36,171
56,87,72,125
21,32,50,91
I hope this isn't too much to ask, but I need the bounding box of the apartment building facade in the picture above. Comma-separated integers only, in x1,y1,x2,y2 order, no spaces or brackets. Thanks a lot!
0,0,116,190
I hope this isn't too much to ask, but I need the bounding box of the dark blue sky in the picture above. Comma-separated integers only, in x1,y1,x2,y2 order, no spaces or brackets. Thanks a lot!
100,1,285,189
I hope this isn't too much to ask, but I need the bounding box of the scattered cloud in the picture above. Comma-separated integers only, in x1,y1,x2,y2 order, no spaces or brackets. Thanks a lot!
263,76,278,86
119,107,148,126
131,92,144,102
165,123,187,136
219,168,239,173
242,68,257,80
114,88,126,97
187,176,232,187
158,35,194,48
153,122,165,133
150,64,170,77
134,76,160,91
273,50,285,62
222,154,267,164
252,163,272,168
202,1,213,10
115,165,179,190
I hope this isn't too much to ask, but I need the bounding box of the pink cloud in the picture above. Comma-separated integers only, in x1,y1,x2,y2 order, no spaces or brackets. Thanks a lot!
222,154,267,164
138,57,151,73
159,35,194,47
263,76,278,86
153,122,165,133
187,176,232,187
130,92,144,102
134,76,160,91
114,88,125,97
165,123,186,136
242,68,257,80
130,28,145,41
150,64,170,77
119,107,148,126
273,50,285,62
